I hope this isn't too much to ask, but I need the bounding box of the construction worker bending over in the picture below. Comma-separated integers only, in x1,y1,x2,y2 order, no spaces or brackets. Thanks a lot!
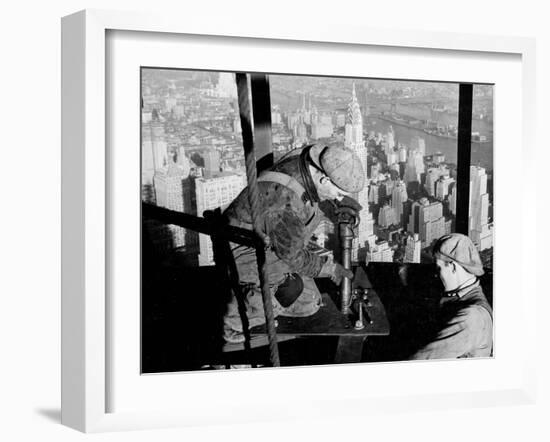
222,144,365,343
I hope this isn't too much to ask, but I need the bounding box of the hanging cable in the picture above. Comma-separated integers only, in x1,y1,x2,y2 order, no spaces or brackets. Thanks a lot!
235,73,280,367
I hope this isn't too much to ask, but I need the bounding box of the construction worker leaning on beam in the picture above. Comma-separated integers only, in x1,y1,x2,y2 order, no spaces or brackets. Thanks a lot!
222,144,365,343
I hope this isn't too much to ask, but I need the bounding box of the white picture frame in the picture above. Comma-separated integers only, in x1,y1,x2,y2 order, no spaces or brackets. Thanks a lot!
61,9,537,433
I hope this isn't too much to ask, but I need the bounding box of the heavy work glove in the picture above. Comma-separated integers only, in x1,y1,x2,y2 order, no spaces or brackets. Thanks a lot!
333,196,362,224
331,263,353,285
319,257,353,285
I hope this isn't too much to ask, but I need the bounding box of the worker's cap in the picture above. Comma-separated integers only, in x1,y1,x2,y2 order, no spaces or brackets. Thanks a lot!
309,144,365,193
432,233,484,276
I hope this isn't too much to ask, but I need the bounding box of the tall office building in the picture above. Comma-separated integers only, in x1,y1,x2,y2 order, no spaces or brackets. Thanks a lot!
142,116,168,186
408,198,446,248
387,151,398,166
335,112,346,127
425,165,450,196
202,148,221,177
287,113,300,132
436,175,455,201
366,240,394,263
344,84,373,261
469,166,491,250
152,162,193,250
390,163,401,176
403,149,425,184
384,126,396,159
411,136,426,156
344,83,367,170
475,223,494,251
391,180,408,227
293,118,308,147
378,204,396,228
370,163,380,180
404,233,421,263
398,145,408,163
271,109,282,125
353,207,376,262
382,178,395,198
195,172,247,266
311,106,333,139
368,183,380,204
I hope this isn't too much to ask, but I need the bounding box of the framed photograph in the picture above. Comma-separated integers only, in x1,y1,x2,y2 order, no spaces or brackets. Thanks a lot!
61,9,536,433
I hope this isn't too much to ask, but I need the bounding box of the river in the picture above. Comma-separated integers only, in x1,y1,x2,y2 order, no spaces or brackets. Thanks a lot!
365,116,493,171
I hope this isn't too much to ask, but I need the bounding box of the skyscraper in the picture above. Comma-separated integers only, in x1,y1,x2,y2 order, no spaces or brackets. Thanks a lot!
202,148,221,177
293,119,308,147
408,198,446,248
311,106,333,139
404,233,421,263
142,114,168,186
404,149,425,184
344,83,367,170
391,180,408,227
411,136,426,157
195,172,247,266
153,162,193,250
398,145,408,163
344,83,372,261
469,166,491,250
378,204,396,228
449,185,457,216
384,126,396,159
366,240,394,263
436,175,455,201
387,151,398,166
368,183,379,204
425,165,450,197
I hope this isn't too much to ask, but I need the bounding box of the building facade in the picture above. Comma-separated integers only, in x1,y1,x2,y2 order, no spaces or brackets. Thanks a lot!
195,172,247,265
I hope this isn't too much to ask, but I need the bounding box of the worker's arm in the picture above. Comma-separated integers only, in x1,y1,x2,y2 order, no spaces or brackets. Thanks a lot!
408,306,489,360
264,208,325,277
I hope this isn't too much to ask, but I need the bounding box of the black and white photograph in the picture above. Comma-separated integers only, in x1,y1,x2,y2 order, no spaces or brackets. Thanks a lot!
140,69,494,372
3,0,548,439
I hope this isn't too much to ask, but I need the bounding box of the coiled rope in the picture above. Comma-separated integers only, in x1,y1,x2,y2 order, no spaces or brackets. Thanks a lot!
235,73,280,367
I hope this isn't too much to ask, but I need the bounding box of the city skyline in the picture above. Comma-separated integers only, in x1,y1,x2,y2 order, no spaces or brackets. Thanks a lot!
141,68,494,266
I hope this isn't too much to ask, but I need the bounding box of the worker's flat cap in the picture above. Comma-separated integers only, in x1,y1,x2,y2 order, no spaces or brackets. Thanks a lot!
309,144,365,193
432,233,484,276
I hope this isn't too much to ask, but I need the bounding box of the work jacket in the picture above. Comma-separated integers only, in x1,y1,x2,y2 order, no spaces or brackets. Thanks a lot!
223,152,326,282
220,153,327,342
409,281,493,360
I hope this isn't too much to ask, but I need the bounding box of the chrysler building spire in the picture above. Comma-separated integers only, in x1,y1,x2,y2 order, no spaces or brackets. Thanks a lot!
346,82,363,127
343,83,372,262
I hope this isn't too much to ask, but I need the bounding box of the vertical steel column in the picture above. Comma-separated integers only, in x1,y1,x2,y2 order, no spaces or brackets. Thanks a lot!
250,74,274,173
456,83,473,235
339,221,354,315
